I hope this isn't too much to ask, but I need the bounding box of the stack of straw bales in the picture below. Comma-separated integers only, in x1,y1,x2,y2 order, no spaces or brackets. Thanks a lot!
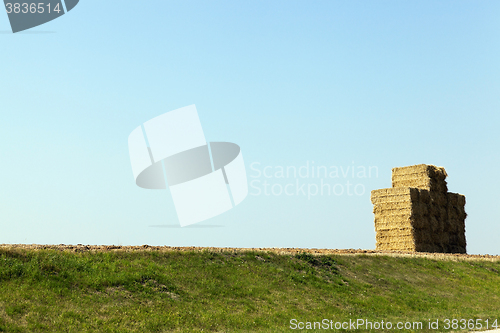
371,164,466,253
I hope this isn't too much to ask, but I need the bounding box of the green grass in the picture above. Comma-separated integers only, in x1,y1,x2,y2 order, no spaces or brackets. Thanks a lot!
0,248,499,332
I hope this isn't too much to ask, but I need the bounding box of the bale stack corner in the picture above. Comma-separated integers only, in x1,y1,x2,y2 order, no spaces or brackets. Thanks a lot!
371,164,466,253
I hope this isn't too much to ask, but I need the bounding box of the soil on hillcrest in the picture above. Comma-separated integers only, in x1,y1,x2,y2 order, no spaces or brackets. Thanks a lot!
1,244,498,261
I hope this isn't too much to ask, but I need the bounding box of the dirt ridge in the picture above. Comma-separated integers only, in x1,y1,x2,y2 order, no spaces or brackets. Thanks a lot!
1,244,499,261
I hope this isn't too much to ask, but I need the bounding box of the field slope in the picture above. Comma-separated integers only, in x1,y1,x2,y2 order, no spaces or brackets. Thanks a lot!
0,245,499,332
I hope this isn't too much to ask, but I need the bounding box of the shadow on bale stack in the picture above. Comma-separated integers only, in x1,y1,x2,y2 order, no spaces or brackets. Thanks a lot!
371,164,466,253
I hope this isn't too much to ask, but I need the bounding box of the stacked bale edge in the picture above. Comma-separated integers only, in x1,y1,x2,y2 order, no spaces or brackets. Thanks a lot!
392,164,448,193
371,164,466,254
446,192,467,253
371,188,419,251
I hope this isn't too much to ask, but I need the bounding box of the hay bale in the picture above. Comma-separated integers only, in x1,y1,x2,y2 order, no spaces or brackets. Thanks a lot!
371,165,466,254
391,164,448,193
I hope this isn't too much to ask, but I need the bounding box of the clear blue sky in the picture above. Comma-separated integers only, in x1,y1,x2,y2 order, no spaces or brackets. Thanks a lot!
1,1,499,255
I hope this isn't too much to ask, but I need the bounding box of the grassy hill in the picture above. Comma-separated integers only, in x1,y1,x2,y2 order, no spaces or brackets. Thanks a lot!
0,246,499,332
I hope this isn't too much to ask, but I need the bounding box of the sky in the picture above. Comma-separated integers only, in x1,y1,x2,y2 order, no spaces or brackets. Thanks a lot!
1,1,499,255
